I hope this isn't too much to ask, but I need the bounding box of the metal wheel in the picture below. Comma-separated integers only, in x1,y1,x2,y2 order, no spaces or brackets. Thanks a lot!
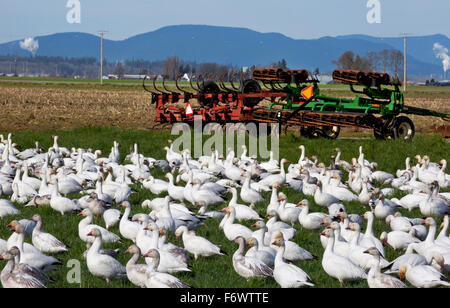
392,116,415,140
241,79,262,108
300,126,320,138
320,126,341,139
198,81,220,107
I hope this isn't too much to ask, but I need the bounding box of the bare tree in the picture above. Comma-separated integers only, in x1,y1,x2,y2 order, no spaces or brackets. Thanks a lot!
366,51,380,71
332,51,355,70
162,56,180,80
115,63,125,79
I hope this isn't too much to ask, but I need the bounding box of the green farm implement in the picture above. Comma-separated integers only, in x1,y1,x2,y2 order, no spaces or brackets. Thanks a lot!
146,68,450,140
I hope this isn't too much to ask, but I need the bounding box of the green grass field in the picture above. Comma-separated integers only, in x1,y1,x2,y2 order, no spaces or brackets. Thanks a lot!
0,126,449,288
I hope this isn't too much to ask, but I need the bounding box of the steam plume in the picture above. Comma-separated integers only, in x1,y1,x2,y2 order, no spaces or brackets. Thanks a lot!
19,37,39,56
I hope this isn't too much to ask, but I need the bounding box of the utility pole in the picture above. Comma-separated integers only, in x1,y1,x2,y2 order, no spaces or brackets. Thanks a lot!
403,35,407,92
100,31,104,84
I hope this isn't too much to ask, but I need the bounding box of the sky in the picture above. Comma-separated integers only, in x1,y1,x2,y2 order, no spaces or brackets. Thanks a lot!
1,0,449,43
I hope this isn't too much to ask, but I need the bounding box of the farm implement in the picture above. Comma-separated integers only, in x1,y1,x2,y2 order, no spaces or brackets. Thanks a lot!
143,68,450,140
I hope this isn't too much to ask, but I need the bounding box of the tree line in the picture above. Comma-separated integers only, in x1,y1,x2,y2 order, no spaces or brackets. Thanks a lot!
332,49,404,77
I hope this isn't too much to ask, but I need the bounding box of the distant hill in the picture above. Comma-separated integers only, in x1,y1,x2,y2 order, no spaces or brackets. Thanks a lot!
0,25,448,77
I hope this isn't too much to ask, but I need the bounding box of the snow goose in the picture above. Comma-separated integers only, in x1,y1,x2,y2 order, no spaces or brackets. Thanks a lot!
314,181,340,207
7,246,54,284
220,206,253,241
0,198,20,217
30,214,69,253
86,228,126,283
327,174,358,202
228,187,260,221
326,222,351,258
77,208,121,244
380,230,421,251
191,179,225,207
142,249,191,288
175,226,226,260
157,226,190,264
417,217,450,255
320,228,367,287
142,176,169,195
245,237,275,268
399,263,450,288
118,201,141,242
103,208,122,230
232,236,273,280
142,223,191,274
419,183,449,219
361,211,386,258
271,237,314,288
7,221,61,272
276,193,301,226
334,147,352,171
270,232,316,262
165,173,185,202
363,247,407,288
48,178,80,215
346,223,389,270
297,199,328,231
240,171,264,207
124,244,154,288
260,214,296,241
0,250,46,288
257,158,289,188
386,213,413,232
195,201,225,219
373,194,400,220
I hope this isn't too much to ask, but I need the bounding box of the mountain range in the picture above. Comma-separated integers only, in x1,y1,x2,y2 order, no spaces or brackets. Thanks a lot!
0,25,448,77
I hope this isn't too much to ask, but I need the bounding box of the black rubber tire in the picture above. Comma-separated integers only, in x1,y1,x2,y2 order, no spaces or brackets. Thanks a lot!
241,79,262,108
320,126,341,139
392,116,415,141
198,81,220,107
300,126,320,138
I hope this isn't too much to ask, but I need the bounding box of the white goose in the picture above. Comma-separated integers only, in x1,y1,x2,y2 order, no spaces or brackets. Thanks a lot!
142,249,191,288
175,226,226,261
320,228,367,287
346,223,390,271
124,244,153,288
276,193,301,226
245,237,275,268
399,263,450,288
77,208,121,244
380,230,421,251
49,178,80,215
228,188,260,221
0,250,46,288
232,236,273,280
142,176,169,195
363,247,407,288
30,214,68,253
297,199,328,231
86,228,127,283
271,237,314,288
7,221,61,272
257,158,289,187
240,171,264,207
118,201,141,242
220,206,253,241
314,181,340,207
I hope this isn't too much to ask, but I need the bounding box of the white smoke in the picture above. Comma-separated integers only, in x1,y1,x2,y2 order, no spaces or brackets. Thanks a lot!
19,37,39,56
433,42,450,75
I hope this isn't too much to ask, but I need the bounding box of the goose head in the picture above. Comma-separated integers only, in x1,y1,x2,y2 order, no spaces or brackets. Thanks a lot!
245,237,258,247
175,226,188,239
7,220,21,233
143,221,158,232
143,248,159,259
118,201,132,209
233,236,246,246
363,247,381,257
398,264,409,280
251,220,266,229
345,222,360,232
320,228,334,238
29,214,42,223
296,199,309,208
421,217,436,227
326,221,340,231
86,228,101,238
277,192,287,202
271,236,284,247
320,216,333,226
0,251,14,262
124,244,141,255
77,208,93,217
385,215,394,228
